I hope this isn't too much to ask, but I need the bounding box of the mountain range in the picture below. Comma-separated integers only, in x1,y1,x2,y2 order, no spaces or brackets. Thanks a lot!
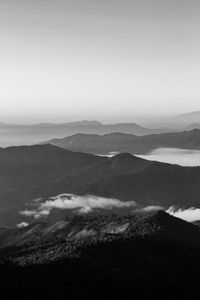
1,111,200,147
0,120,169,147
44,128,200,154
0,131,200,298
0,144,200,226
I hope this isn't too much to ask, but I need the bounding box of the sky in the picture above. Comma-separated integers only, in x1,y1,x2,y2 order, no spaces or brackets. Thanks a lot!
1,0,200,123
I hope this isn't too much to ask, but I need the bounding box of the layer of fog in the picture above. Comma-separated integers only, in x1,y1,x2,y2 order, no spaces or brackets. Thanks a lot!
97,148,200,166
137,148,200,166
167,207,200,223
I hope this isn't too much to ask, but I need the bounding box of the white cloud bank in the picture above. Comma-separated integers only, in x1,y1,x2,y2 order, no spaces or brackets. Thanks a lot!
20,210,37,217
17,222,29,228
41,194,136,212
167,206,200,222
20,194,137,219
20,193,200,224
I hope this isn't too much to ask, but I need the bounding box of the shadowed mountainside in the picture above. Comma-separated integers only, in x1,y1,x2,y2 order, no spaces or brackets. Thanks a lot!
0,145,200,226
1,211,200,255
0,211,200,299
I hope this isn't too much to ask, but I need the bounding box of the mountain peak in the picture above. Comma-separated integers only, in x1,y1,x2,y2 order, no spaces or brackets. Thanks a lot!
113,152,134,160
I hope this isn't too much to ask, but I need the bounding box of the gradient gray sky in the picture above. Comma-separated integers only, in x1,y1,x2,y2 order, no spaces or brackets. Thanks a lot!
1,0,200,122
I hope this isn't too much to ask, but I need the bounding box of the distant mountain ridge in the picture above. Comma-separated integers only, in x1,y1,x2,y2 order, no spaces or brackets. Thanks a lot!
142,111,200,129
43,128,200,155
0,120,176,147
1,114,200,147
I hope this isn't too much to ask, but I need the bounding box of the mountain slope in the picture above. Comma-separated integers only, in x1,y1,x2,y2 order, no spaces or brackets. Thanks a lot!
1,211,200,254
26,155,200,210
0,212,200,299
1,144,200,226
0,145,106,226
44,129,200,154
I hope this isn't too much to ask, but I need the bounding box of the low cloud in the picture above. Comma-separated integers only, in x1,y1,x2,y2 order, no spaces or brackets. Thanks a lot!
17,222,29,228
20,209,37,217
167,206,200,222
20,194,137,219
34,209,50,219
134,205,200,223
135,205,163,212
41,194,136,212
19,195,200,224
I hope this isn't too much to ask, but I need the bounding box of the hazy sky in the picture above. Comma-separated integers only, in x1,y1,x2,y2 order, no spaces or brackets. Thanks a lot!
1,0,200,122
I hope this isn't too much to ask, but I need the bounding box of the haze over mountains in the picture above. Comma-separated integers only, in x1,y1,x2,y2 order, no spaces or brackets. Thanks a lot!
0,120,165,147
0,111,199,147
140,111,200,129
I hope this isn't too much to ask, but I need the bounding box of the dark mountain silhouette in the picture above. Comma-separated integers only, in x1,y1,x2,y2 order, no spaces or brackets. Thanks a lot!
0,144,106,226
1,211,200,253
44,129,200,154
27,152,200,211
0,211,200,299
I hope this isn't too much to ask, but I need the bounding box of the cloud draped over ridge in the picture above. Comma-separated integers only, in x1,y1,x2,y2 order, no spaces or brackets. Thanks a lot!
20,194,200,223
167,206,200,222
135,205,163,212
20,194,137,219
41,194,137,211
